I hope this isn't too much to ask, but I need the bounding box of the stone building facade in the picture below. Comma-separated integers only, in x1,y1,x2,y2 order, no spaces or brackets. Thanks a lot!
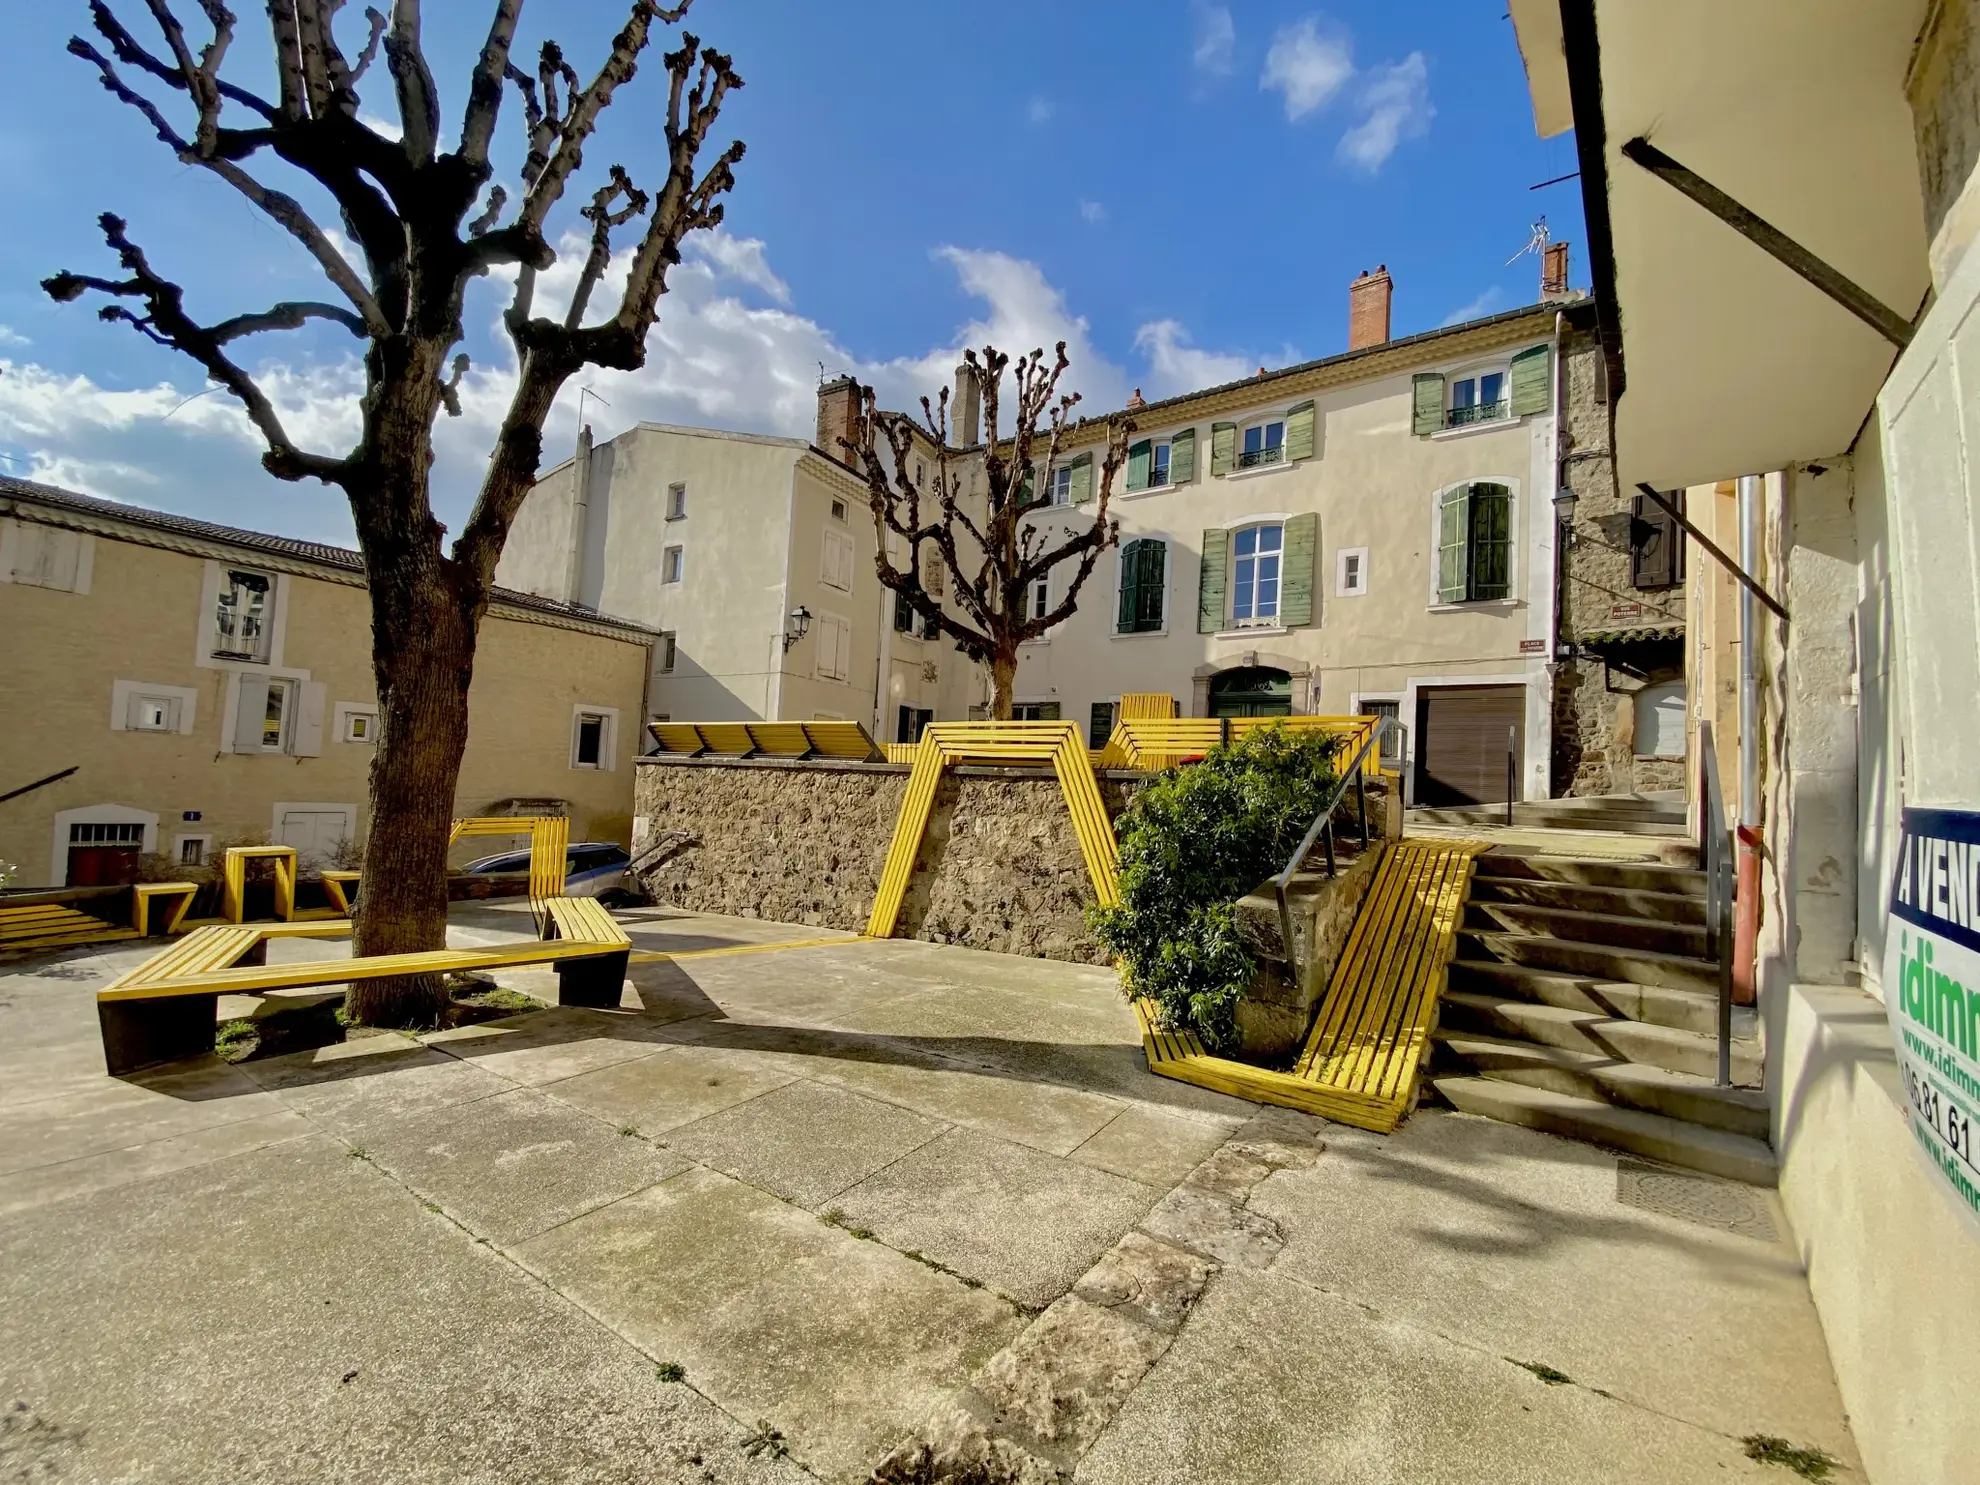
1550,300,1688,797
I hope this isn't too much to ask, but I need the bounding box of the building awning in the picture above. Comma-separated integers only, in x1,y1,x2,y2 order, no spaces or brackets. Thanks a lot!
1510,0,1932,491
1580,624,1684,647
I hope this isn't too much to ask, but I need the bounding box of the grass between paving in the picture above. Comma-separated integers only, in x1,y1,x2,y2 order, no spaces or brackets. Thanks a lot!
1741,1434,1838,1481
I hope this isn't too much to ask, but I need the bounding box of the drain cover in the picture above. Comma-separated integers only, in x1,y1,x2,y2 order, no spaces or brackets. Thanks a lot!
1616,1160,1779,1241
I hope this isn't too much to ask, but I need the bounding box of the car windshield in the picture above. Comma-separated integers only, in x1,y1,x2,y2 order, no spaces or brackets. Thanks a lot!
466,851,530,874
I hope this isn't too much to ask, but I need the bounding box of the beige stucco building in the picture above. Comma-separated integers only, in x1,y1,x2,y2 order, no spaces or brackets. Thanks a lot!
0,479,654,889
497,421,985,743
1019,293,1569,805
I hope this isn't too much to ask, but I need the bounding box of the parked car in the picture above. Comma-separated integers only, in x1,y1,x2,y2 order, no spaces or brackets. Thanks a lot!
461,842,631,898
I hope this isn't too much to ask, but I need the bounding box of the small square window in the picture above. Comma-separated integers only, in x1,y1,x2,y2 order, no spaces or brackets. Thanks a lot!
830,497,848,522
658,631,677,673
132,696,174,731
179,837,208,867
661,546,684,584
344,712,372,743
667,483,687,520
573,712,607,768
1336,546,1369,597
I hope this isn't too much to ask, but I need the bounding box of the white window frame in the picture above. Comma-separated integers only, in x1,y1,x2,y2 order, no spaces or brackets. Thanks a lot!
661,544,685,584
1442,362,1513,432
48,803,157,885
1046,465,1075,506
1335,546,1370,598
174,832,214,868
1237,418,1287,472
110,679,198,735
211,564,278,663
830,496,849,522
1351,692,1407,770
1030,575,1051,621
569,704,619,771
334,702,379,744
1230,521,1286,626
666,482,687,520
657,630,677,674
253,678,296,753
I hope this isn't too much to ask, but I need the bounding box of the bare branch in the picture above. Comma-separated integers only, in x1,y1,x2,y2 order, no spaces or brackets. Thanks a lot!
437,352,469,417
345,5,387,86
265,0,307,119
567,165,648,328
458,0,523,167
44,214,350,483
209,298,366,341
466,185,508,237
383,0,440,161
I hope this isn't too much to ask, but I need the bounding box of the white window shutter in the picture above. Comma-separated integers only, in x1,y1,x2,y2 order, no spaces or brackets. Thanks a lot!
292,681,326,756
233,675,270,752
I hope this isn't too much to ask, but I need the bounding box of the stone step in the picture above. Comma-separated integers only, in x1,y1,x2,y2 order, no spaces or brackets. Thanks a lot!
1431,1031,1771,1138
1461,902,1709,959
1457,928,1720,995
1431,1076,1777,1186
1467,876,1709,925
1471,854,1707,897
1445,958,1756,1039
1439,991,1762,1082
1409,803,1688,837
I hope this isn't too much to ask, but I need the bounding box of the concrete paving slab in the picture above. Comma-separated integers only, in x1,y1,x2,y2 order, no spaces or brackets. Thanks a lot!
1077,1267,1809,1485
1252,1109,1860,1463
0,1108,313,1216
663,1079,949,1208
834,1127,1163,1307
513,1163,1025,1484
353,1086,689,1244
241,1031,517,1134
420,1005,678,1085
1069,1104,1249,1188
542,1042,800,1134
0,1057,280,1175
0,1137,811,1485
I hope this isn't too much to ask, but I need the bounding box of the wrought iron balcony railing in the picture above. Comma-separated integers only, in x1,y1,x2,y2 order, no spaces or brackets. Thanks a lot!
1236,444,1284,469
1445,399,1510,429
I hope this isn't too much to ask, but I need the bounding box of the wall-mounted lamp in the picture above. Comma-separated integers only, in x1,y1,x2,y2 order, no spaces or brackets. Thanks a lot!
1553,486,1579,549
782,605,812,651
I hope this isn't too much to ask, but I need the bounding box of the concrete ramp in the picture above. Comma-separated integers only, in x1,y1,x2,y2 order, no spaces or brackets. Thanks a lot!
1140,839,1485,1132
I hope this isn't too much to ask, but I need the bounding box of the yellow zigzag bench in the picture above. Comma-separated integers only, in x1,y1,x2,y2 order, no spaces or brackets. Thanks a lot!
96,899,632,1076
1138,838,1485,1133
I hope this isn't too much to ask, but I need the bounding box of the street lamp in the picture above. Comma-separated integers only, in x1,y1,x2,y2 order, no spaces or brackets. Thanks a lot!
782,605,812,651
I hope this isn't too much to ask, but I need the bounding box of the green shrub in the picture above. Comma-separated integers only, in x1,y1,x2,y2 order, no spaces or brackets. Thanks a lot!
1089,725,1343,1051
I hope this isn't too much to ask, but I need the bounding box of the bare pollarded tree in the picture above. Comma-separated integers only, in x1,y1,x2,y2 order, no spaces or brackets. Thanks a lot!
844,343,1129,720
44,1,744,1025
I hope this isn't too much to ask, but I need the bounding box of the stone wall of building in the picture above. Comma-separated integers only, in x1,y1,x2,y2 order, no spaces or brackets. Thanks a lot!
631,755,1143,962
1552,305,1688,797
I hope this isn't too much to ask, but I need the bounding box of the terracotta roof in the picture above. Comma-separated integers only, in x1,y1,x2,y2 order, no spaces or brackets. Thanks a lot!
1579,623,1684,645
0,474,659,642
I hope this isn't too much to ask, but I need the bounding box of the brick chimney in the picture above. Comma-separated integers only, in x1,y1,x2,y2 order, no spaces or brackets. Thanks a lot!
951,362,981,446
1541,240,1572,300
816,375,860,464
1348,266,1392,350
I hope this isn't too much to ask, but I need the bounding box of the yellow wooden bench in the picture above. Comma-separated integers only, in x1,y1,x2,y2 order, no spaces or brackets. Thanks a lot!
647,718,883,762
321,870,361,915
94,901,630,1075
0,900,137,954
133,882,199,937
221,845,298,923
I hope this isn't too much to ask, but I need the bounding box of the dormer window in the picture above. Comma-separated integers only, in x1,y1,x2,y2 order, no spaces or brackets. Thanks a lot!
213,568,272,662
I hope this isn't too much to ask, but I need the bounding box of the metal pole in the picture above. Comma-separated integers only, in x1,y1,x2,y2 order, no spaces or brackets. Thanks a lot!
1734,474,1763,1007
1506,725,1517,828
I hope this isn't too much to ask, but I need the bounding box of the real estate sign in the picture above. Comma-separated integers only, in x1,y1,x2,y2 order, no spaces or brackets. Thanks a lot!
1885,808,1980,1228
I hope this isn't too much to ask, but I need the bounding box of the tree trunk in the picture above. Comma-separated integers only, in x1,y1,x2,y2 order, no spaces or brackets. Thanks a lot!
989,650,1018,720
348,581,477,1026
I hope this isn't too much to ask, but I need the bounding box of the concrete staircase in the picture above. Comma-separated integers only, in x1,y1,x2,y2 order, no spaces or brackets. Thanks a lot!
1409,790,1688,838
1429,849,1775,1185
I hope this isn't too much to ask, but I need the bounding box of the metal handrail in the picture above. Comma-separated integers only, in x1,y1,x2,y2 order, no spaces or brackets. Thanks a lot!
1446,399,1510,428
1267,716,1396,959
1236,444,1284,469
1697,721,1737,1087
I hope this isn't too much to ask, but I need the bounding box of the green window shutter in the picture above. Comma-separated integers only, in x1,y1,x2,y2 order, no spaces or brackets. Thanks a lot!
1069,451,1094,504
1126,439,1151,493
1117,539,1142,633
1089,701,1115,750
1038,701,1061,721
1198,528,1229,633
1280,512,1317,627
1285,401,1316,463
1412,374,1446,436
1210,422,1237,476
1015,464,1034,506
1470,483,1512,599
1509,345,1552,417
1170,427,1196,484
1437,486,1469,602
1137,538,1168,631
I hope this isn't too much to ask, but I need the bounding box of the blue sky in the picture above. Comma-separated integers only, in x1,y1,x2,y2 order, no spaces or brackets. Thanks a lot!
0,1,1585,546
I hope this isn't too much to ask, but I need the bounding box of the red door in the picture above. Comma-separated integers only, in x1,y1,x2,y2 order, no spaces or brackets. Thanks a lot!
67,846,141,886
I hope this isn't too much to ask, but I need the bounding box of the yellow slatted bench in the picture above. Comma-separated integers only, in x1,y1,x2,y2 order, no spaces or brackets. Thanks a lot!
95,902,629,1075
647,718,883,762
0,902,140,954
1136,838,1485,1133
221,845,299,923
133,882,199,937
321,871,361,916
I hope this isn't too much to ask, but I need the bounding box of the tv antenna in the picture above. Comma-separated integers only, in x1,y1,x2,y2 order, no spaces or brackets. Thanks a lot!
1506,215,1550,267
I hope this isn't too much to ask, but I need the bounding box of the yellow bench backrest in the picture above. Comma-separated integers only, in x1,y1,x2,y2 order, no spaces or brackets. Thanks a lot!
646,719,881,762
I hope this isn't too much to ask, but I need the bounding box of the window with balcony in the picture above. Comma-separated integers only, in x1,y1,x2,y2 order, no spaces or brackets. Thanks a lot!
1239,420,1285,470
1447,369,1509,428
213,568,273,661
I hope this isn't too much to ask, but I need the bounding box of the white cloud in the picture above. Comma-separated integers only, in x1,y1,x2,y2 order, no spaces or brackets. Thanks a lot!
1440,287,1507,327
0,325,29,348
1338,52,1433,172
1131,321,1257,400
1078,199,1107,225
357,111,403,141
1026,96,1054,125
685,230,792,305
1192,3,1236,76
1261,17,1353,121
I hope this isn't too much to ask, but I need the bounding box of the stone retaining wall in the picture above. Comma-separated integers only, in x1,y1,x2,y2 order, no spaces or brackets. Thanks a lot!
631,755,1143,962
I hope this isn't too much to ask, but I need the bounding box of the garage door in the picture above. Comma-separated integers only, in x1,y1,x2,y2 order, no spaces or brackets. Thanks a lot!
1414,685,1523,807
